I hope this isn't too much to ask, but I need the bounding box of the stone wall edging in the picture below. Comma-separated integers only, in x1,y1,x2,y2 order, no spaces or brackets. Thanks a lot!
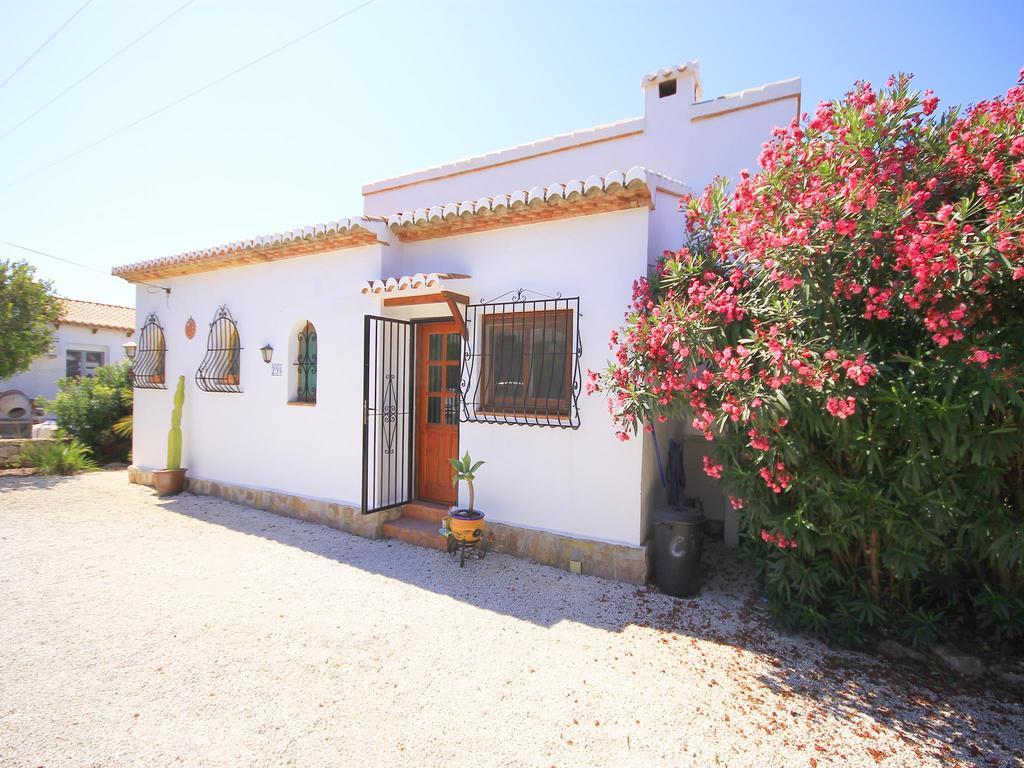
127,466,400,538
0,438,66,468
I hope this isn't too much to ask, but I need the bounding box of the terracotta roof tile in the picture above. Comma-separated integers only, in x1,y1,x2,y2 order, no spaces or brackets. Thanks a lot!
112,217,390,283
60,298,134,331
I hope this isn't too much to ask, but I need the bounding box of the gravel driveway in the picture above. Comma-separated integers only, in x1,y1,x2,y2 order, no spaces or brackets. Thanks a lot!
1,471,1021,768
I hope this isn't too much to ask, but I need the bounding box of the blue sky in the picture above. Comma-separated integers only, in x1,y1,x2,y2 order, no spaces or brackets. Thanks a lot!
1,0,1021,306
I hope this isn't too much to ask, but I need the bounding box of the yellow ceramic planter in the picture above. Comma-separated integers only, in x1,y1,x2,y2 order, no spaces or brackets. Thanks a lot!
448,511,485,542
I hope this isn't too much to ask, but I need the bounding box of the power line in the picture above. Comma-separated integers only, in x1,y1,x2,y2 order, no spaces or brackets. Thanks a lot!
0,0,94,93
0,0,378,193
0,0,198,144
0,239,169,294
0,238,108,276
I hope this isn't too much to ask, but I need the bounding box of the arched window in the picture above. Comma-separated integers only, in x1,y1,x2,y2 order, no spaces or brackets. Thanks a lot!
131,313,167,389
295,321,317,403
196,306,242,393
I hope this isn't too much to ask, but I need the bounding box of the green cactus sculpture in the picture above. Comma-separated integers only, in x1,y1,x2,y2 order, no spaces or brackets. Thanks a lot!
166,375,185,470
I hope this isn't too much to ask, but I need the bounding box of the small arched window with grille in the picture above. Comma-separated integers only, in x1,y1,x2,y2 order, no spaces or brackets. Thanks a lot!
196,306,242,393
294,321,317,403
131,313,167,389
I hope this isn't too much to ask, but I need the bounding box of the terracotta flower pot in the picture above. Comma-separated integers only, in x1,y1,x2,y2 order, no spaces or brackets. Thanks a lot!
448,509,485,542
153,468,187,497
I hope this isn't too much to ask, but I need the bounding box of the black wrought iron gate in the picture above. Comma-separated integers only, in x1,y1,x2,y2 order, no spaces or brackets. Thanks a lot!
361,315,414,513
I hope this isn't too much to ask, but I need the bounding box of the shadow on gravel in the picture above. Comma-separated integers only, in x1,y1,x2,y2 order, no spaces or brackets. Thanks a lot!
150,487,1023,767
0,472,88,491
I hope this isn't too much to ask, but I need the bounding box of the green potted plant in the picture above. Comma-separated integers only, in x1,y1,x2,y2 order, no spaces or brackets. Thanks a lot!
152,375,187,496
447,452,485,542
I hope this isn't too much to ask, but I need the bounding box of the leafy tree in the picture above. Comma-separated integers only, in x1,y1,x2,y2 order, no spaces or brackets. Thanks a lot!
0,259,62,380
42,363,133,463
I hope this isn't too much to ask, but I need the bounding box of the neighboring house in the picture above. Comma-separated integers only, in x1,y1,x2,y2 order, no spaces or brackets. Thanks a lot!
0,298,135,402
114,61,800,583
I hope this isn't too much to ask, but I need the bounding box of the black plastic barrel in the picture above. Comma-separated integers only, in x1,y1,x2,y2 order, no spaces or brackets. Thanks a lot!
653,504,705,597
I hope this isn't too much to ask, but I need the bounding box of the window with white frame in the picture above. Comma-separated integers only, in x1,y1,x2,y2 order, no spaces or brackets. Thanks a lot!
66,349,104,378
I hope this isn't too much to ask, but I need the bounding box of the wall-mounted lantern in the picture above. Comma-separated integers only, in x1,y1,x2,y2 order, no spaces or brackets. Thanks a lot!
260,344,274,364
123,340,138,360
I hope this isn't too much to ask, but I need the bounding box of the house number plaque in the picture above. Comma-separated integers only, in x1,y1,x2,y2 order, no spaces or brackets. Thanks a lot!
185,317,196,339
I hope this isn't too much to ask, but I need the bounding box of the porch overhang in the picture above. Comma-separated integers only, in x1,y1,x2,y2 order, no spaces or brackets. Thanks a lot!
360,273,471,339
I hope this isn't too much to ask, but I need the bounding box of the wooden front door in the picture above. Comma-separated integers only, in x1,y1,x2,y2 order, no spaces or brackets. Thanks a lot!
415,322,461,504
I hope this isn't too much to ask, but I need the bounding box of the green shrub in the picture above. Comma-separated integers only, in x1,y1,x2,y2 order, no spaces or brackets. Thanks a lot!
19,439,99,475
595,72,1024,650
41,363,132,462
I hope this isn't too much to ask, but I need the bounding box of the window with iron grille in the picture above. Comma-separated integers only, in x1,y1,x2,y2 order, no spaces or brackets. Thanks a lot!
461,293,581,428
131,313,166,389
294,321,317,403
195,306,242,393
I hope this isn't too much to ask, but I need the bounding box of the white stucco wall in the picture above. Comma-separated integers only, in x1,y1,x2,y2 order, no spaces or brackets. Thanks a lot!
131,208,653,547
0,324,131,402
381,207,651,547
362,71,799,219
132,243,384,504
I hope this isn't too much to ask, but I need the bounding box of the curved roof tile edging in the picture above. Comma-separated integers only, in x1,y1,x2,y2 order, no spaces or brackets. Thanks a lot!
112,217,389,282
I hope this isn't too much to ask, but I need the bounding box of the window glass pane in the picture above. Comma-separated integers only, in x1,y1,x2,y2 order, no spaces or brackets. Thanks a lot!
66,350,82,378
529,323,568,400
444,396,459,425
491,328,525,400
428,365,442,392
445,364,460,392
428,333,443,361
427,396,441,424
84,351,104,376
446,333,461,361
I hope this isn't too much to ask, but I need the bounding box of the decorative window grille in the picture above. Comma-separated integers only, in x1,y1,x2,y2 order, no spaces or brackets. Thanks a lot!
294,321,317,403
195,306,242,393
461,291,582,428
131,313,167,389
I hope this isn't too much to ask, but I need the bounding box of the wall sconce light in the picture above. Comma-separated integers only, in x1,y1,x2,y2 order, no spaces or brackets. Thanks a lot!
260,344,274,364
123,340,138,360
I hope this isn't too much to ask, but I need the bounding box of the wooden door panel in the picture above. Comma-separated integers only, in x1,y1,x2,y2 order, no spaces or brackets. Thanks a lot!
416,322,461,504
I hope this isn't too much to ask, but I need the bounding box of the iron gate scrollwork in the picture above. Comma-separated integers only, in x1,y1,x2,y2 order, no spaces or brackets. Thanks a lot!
361,315,414,514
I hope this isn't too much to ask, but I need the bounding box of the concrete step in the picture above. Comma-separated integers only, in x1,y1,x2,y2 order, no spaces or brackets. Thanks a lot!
382,516,447,551
401,500,450,524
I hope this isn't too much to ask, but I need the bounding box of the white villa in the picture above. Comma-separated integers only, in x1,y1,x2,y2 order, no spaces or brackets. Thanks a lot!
114,61,801,583
0,298,135,402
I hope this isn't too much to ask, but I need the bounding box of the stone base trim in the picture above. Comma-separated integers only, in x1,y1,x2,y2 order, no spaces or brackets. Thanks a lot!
484,521,649,585
0,438,65,468
127,466,401,538
127,466,648,584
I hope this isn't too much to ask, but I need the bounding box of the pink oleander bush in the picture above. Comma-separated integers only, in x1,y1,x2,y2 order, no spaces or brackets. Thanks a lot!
592,70,1024,649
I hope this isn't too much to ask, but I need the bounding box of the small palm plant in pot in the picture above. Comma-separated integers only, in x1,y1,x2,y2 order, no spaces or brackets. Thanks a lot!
447,452,485,542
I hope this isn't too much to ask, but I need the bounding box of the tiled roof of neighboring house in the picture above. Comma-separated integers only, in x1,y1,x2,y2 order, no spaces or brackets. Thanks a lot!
641,59,703,98
385,166,689,242
360,273,470,295
111,217,390,283
60,298,135,331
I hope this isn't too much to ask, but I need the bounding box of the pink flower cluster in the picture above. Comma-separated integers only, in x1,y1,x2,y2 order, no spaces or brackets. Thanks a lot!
761,528,798,550
591,69,1024,501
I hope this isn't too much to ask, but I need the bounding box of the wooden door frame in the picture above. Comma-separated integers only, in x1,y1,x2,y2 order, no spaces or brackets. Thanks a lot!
412,317,461,504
